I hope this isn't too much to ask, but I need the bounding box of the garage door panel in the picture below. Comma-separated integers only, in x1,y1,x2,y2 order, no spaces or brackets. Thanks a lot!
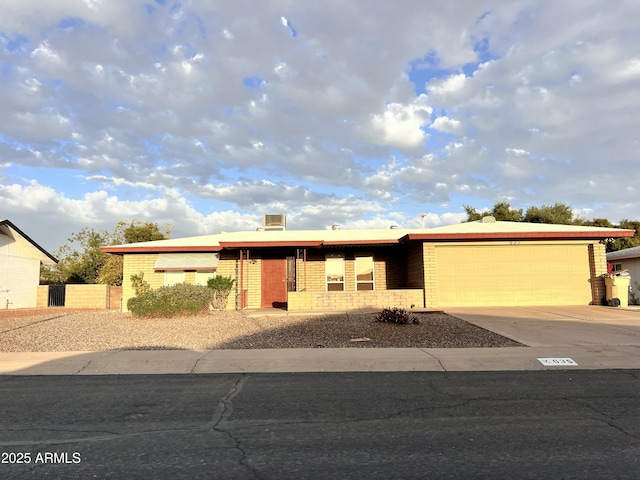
434,244,592,306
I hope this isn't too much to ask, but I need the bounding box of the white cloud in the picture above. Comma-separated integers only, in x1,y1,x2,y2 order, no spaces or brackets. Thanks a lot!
429,73,467,95
431,116,463,134
363,95,433,149
30,40,63,64
1,0,640,248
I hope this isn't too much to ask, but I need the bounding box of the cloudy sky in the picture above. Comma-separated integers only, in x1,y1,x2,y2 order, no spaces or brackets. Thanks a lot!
1,1,639,252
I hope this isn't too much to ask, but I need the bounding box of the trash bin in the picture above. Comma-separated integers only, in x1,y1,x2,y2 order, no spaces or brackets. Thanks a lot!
603,272,631,308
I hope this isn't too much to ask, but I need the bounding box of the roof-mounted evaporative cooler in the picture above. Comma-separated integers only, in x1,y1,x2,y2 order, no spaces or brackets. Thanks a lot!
262,214,286,231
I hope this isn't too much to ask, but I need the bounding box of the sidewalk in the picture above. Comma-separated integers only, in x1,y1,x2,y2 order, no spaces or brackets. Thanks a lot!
2,344,640,375
2,306,639,375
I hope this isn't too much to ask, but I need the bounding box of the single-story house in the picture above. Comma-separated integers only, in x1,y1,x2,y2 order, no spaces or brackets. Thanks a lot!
607,246,640,292
0,219,58,309
101,217,634,311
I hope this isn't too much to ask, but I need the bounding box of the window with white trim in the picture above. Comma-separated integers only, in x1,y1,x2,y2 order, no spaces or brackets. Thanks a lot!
326,253,345,291
164,270,185,286
355,255,374,290
195,270,217,286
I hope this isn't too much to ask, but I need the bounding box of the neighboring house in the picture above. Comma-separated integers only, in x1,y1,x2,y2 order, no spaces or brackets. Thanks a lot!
0,220,58,309
102,217,634,311
607,246,640,295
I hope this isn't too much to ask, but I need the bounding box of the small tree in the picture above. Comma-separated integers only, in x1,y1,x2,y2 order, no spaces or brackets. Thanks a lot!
523,203,575,225
98,255,123,286
130,272,151,296
207,276,235,310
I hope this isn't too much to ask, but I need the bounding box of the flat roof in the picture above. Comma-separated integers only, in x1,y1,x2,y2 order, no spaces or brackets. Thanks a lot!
101,220,634,254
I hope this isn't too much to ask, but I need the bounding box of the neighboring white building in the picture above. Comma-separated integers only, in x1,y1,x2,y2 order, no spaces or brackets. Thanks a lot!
0,220,57,309
607,246,640,302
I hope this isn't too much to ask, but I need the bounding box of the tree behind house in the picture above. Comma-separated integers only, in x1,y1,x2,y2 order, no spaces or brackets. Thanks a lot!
40,220,170,286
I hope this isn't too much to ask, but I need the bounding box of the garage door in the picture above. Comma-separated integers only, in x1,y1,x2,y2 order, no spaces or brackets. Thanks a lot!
435,244,592,306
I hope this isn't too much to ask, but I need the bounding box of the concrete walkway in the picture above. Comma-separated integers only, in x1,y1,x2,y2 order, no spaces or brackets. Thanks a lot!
1,306,640,375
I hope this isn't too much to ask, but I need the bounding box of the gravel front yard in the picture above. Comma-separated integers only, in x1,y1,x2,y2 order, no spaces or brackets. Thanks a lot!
0,309,524,352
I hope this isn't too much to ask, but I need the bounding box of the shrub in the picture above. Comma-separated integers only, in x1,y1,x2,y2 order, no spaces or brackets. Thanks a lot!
207,275,235,310
375,307,421,325
130,272,151,296
128,283,212,317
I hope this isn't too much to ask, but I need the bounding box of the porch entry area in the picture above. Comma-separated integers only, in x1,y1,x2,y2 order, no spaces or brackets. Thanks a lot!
260,256,296,308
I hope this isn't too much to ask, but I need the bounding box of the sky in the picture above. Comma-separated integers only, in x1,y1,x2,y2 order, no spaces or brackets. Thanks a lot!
1,0,639,253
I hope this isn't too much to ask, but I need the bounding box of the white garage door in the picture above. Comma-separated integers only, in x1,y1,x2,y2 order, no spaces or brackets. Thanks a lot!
435,244,592,306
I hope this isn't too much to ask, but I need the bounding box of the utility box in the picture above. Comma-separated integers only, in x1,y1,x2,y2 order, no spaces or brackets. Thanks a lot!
604,273,631,308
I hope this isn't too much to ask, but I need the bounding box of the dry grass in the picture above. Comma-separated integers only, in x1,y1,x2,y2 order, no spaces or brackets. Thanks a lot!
0,308,524,352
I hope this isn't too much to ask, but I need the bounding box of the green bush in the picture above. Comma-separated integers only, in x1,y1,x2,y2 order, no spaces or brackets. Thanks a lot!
207,275,235,310
375,307,421,325
128,283,212,317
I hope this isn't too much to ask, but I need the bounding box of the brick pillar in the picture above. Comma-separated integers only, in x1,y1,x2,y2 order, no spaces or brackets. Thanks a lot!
423,243,437,307
588,242,607,305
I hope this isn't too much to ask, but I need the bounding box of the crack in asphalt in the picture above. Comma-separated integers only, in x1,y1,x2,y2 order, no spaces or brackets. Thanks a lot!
564,396,640,441
0,422,239,448
209,374,260,478
0,375,253,450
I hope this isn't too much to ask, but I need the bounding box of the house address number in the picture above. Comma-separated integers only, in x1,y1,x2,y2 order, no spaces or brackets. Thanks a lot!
537,358,578,366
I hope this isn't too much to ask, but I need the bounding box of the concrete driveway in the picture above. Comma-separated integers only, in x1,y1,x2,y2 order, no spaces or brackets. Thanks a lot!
445,305,640,347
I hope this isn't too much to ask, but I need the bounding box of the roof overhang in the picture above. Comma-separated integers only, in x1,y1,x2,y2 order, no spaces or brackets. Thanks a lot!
0,220,58,265
607,254,640,261
154,253,219,271
218,239,400,248
402,229,635,242
607,247,640,261
322,239,400,246
101,245,222,254
219,240,323,249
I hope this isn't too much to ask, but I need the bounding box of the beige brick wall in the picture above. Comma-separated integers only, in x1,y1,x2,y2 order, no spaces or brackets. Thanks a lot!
296,251,325,292
407,243,425,294
422,243,437,307
122,253,164,311
294,248,407,294
216,252,237,309
380,249,406,290
215,252,264,310
589,242,607,305
65,284,113,309
36,285,49,308
37,285,123,309
287,289,424,311
246,257,262,309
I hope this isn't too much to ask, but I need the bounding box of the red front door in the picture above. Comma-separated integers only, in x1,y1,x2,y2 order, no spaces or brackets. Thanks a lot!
261,258,287,308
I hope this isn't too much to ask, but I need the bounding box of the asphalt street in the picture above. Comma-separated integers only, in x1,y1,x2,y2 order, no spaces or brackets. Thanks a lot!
1,371,640,479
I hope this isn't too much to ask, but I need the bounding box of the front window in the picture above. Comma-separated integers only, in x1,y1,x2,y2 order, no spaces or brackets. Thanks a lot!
355,255,374,290
164,270,185,286
326,254,345,291
196,270,217,286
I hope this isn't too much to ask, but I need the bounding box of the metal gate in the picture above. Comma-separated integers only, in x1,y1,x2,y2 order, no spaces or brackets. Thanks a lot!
48,285,66,307
286,256,296,293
